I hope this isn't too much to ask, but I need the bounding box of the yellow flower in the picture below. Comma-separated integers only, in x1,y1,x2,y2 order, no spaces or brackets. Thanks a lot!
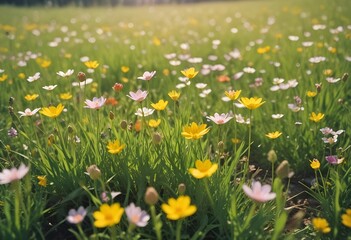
153,36,161,46
188,160,218,179
306,91,317,97
18,73,25,79
309,112,324,123
107,140,126,154
151,100,168,111
84,60,99,69
60,93,72,100
168,90,180,101
0,74,8,82
181,67,198,79
24,94,39,101
225,90,241,101
93,203,124,228
341,209,351,228
312,217,331,234
240,97,265,110
231,138,241,144
161,195,197,220
310,159,320,170
121,66,129,73
181,122,210,140
37,176,47,187
40,103,64,118
36,57,51,68
257,46,270,54
148,119,161,128
265,131,282,139
323,69,333,76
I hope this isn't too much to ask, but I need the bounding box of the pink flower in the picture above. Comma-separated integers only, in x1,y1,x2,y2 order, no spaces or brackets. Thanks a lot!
127,90,148,102
137,71,156,81
84,97,106,109
0,163,29,184
101,191,122,202
125,203,150,227
18,108,41,117
66,206,87,224
242,181,276,203
325,155,344,165
206,113,233,125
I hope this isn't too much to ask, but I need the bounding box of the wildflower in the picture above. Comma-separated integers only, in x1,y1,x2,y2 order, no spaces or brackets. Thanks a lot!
310,159,320,170
42,85,57,91
121,66,129,73
84,60,99,69
341,209,351,228
188,159,218,179
125,203,150,227
265,131,282,139
312,218,331,233
60,93,72,100
107,140,126,154
127,90,148,102
148,119,161,128
325,155,344,165
36,58,51,68
309,112,324,122
18,108,41,117
84,97,106,110
18,73,25,79
37,175,47,187
161,195,197,220
235,114,250,124
0,163,29,184
181,67,198,79
27,72,40,82
242,181,276,203
40,103,64,118
135,108,154,117
7,127,18,138
272,114,284,119
77,72,86,82
57,69,74,77
240,97,265,110
151,100,168,111
0,74,8,82
93,203,124,228
137,71,156,81
105,97,118,106
307,91,317,97
168,90,180,101
85,165,101,180
144,187,159,205
181,122,210,140
206,113,233,125
152,132,162,144
101,191,121,202
112,83,123,92
67,206,87,225
224,90,241,100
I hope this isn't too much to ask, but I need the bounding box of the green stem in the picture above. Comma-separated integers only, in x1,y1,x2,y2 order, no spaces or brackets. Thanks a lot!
244,111,252,181
150,205,162,240
242,203,256,231
204,178,215,208
14,181,21,230
176,219,182,240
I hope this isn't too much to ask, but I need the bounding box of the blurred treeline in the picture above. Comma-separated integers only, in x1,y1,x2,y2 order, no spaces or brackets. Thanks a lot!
0,0,240,6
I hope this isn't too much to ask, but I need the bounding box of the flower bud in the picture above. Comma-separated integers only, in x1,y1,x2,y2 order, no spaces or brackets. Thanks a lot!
144,187,159,205
67,125,74,134
109,111,115,120
341,73,349,82
178,183,186,195
276,160,290,179
267,149,277,163
120,120,128,130
218,141,224,152
86,164,101,180
9,97,14,106
77,72,86,82
112,83,123,92
152,132,162,144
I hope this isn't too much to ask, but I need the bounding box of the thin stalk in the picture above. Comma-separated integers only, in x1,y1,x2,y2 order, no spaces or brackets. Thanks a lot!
176,219,183,240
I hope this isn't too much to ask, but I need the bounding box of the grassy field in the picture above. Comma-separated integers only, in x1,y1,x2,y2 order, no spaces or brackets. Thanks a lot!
0,0,351,239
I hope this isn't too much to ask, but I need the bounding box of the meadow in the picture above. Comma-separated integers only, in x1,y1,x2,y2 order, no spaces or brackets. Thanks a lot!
0,0,351,239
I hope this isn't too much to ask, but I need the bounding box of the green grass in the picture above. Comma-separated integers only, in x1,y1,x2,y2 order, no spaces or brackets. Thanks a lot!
0,0,351,239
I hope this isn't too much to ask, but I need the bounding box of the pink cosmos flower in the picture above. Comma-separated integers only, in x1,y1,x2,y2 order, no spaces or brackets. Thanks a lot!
127,90,148,102
66,206,87,224
137,71,156,81
325,155,344,165
18,108,41,117
84,97,106,109
242,181,276,203
125,203,150,227
0,163,29,184
206,113,233,125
